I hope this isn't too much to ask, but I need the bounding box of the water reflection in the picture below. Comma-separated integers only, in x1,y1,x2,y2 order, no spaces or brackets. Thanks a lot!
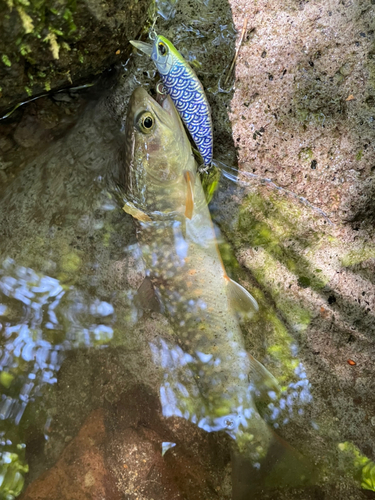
0,257,116,498
150,338,314,440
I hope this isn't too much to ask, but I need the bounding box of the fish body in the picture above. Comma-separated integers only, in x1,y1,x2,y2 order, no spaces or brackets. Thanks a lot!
120,87,275,462
130,35,213,166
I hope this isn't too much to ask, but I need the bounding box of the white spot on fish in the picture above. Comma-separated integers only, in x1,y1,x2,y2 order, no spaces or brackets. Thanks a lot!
172,221,188,262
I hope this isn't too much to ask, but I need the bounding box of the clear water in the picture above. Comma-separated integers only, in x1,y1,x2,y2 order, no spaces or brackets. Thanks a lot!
0,0,375,499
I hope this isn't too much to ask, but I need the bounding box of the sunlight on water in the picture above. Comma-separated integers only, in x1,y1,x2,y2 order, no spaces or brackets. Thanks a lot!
0,257,116,497
150,337,314,437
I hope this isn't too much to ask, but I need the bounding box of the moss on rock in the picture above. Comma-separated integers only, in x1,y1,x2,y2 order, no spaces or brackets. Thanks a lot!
0,0,152,115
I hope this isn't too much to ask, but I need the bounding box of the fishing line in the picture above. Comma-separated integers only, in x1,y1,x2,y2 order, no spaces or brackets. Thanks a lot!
213,159,333,224
149,15,159,41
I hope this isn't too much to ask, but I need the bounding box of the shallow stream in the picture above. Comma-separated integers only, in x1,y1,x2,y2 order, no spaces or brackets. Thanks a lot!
1,0,375,499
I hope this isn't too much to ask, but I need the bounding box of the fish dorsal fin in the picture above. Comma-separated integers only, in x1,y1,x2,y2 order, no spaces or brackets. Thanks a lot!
248,353,281,401
136,277,161,313
225,277,259,318
184,171,194,220
123,201,151,222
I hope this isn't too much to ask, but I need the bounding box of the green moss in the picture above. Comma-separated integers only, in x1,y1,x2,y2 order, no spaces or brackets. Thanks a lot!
217,223,304,383
237,192,328,292
44,31,60,59
60,251,81,273
341,246,375,266
257,293,302,383
16,5,34,33
2,55,12,67
201,164,221,204
0,451,28,498
1,0,82,93
50,27,64,36
299,147,313,162
19,43,31,56
356,150,363,161
297,276,311,288
63,8,77,34
61,41,71,51
0,371,15,388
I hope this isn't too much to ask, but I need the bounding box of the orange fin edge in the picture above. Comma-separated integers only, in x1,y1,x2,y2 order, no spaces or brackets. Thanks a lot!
184,171,194,220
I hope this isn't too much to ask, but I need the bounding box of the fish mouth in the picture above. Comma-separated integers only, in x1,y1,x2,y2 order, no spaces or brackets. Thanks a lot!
130,40,153,58
130,87,175,123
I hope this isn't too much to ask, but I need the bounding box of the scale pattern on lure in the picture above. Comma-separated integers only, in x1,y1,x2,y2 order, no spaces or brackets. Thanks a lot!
130,34,213,166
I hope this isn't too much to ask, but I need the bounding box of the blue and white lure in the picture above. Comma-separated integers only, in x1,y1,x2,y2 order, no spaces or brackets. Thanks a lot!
130,33,213,167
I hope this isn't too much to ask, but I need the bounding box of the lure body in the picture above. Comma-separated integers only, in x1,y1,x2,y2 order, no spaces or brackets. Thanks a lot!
130,35,213,166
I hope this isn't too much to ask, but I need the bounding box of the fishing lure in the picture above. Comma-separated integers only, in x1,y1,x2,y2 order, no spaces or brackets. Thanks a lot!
130,34,213,167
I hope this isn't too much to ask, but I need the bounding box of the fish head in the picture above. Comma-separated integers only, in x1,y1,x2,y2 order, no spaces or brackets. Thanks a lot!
151,35,178,76
130,36,177,76
121,87,195,215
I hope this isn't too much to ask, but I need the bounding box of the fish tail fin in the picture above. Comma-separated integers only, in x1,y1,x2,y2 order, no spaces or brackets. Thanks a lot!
231,430,317,498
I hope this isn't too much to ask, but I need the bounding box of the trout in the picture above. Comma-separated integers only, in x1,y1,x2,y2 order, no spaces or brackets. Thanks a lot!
118,87,314,494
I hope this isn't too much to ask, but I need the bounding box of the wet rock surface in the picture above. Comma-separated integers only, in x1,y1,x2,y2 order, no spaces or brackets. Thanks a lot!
21,377,231,500
0,0,151,115
20,409,120,500
210,0,375,497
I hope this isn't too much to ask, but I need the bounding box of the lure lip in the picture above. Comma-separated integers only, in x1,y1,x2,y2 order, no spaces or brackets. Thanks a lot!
130,40,153,58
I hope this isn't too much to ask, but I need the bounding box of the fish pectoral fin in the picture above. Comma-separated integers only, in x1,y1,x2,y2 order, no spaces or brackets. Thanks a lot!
184,171,195,220
136,277,161,313
248,353,281,400
122,202,152,222
225,277,259,318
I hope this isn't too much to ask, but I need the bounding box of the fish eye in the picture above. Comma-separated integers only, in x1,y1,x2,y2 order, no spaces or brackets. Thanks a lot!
158,42,167,56
143,116,153,129
137,112,155,133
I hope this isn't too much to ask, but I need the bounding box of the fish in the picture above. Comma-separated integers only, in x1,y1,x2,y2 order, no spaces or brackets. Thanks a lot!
130,35,213,167
118,87,315,495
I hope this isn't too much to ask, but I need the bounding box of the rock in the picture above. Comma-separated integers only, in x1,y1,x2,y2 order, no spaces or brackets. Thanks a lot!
0,0,151,115
20,386,231,500
20,408,122,500
105,385,231,500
